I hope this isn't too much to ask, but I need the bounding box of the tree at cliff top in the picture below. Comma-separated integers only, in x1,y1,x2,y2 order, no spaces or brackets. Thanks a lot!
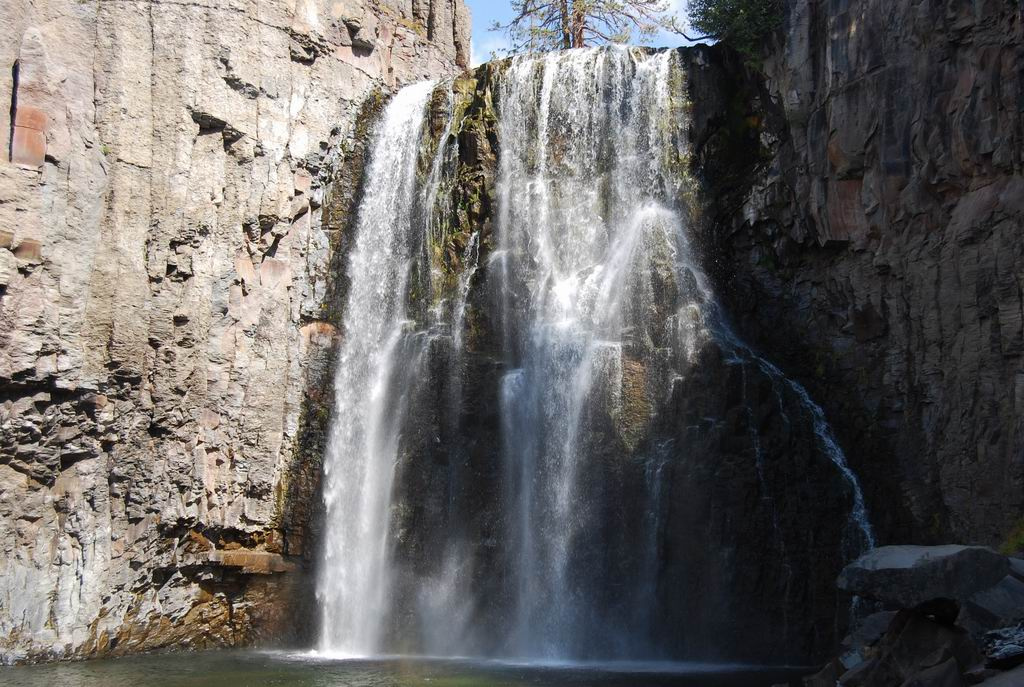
492,0,681,51
490,0,780,55
684,0,783,55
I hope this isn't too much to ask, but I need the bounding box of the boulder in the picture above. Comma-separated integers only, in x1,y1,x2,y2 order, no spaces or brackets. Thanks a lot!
838,546,1010,608
899,657,965,687
833,611,983,687
960,576,1024,636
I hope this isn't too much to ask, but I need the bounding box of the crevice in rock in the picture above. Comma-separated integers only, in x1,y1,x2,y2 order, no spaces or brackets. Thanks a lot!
58,451,94,471
222,74,259,100
8,60,18,161
426,0,436,42
189,109,243,146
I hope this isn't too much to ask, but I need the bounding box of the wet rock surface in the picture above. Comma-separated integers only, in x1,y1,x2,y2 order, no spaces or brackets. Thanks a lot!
811,547,1024,685
838,611,984,686
695,2,1024,676
0,0,468,664
703,0,1024,549
297,49,885,665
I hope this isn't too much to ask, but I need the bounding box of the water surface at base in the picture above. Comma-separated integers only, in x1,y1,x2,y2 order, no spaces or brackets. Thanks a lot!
1,651,806,687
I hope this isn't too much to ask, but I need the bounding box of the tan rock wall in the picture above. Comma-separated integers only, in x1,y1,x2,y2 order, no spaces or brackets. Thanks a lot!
0,0,468,663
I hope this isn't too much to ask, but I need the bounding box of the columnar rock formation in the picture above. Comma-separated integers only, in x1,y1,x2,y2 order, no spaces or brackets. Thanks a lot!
297,0,1024,663
0,0,468,663
1,0,1021,669
703,0,1023,548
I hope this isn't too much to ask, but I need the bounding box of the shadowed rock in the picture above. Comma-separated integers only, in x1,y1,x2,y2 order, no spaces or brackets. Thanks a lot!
980,664,1024,686
961,577,1024,637
839,545,1009,608
833,611,983,687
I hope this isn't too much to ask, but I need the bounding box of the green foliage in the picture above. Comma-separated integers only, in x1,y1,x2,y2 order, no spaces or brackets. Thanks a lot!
492,0,680,54
1001,518,1024,555
488,0,782,58
686,0,783,55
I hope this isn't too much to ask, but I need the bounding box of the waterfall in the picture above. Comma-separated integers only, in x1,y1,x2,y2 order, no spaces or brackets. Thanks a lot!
316,80,436,657
316,47,875,663
495,48,704,658
452,231,479,353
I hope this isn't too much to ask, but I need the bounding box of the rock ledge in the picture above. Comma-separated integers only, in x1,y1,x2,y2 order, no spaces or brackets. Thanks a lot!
838,545,1009,608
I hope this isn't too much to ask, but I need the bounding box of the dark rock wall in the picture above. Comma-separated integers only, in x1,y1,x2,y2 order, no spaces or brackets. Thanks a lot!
700,0,1024,548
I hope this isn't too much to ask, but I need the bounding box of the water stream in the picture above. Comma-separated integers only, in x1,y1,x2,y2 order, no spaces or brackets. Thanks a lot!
316,47,874,663
317,80,437,657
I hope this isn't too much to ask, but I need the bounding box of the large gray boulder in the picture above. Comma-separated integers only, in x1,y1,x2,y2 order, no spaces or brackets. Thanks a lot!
962,577,1024,633
832,611,983,687
838,545,1010,608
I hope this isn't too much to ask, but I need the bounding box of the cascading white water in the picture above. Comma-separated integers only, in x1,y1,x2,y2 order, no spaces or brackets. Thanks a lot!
495,48,709,657
316,80,436,657
316,46,875,663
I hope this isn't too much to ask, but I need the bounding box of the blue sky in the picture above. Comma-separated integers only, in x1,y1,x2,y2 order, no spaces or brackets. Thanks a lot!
467,1,697,66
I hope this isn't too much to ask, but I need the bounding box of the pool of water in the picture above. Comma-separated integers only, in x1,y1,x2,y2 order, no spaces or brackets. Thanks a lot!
0,651,807,687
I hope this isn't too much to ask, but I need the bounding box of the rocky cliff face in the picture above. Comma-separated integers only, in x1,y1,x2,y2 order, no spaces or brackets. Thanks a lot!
0,0,468,663
700,0,1023,549
300,52,878,664
328,1,1022,658
3,0,1020,668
